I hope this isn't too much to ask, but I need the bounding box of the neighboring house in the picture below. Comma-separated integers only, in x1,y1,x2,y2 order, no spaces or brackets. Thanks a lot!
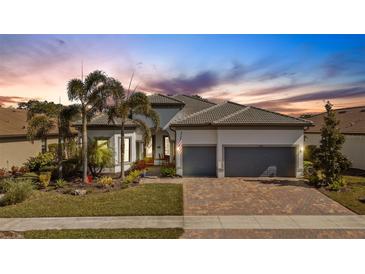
0,108,58,169
305,106,365,170
81,94,311,178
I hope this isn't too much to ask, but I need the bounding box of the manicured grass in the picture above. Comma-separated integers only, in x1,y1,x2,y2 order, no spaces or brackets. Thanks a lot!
0,184,183,217
321,176,365,214
23,228,184,239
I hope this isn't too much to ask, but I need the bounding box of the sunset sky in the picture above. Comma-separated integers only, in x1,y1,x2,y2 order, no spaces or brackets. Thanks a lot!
1,34,365,115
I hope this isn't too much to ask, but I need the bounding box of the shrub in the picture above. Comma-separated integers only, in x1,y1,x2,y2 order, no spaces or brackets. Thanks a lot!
87,139,114,177
124,170,142,184
303,161,315,178
21,172,39,183
48,143,58,154
19,166,29,174
0,179,33,206
328,176,346,191
55,178,67,189
24,152,55,172
61,158,81,178
97,176,114,187
38,172,51,188
131,160,148,172
161,166,176,177
0,168,8,178
11,166,19,176
0,178,12,194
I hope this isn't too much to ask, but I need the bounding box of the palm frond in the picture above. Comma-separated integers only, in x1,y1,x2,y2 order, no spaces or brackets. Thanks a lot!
128,92,149,109
132,104,160,130
67,79,85,102
84,70,107,97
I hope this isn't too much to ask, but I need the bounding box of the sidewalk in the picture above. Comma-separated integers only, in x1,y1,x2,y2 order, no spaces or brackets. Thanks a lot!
1,215,365,231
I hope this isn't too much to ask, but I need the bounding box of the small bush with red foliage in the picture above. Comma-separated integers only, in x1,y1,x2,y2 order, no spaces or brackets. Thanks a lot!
0,168,8,178
19,166,30,174
11,166,19,176
131,160,148,171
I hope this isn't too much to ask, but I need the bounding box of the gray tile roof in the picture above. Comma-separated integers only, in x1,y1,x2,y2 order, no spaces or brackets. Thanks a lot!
74,113,137,127
148,94,185,105
171,101,312,127
173,94,216,117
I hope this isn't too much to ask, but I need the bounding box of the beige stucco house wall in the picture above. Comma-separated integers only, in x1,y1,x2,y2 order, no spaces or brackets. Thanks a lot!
0,137,58,169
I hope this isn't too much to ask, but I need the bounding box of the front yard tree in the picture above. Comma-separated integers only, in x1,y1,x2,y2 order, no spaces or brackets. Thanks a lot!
25,100,80,178
67,71,108,183
104,78,160,180
314,101,350,188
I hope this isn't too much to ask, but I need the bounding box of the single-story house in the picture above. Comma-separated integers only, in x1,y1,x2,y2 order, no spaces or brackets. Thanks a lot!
81,94,312,178
305,106,365,170
0,107,58,169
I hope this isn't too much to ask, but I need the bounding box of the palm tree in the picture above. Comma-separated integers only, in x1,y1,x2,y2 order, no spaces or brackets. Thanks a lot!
104,78,159,180
67,70,108,183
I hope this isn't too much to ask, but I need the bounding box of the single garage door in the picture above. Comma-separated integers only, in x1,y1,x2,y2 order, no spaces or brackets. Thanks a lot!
224,147,296,177
183,146,216,177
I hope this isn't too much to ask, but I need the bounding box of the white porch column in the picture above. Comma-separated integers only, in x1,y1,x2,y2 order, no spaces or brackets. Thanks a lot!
217,129,224,178
175,130,183,176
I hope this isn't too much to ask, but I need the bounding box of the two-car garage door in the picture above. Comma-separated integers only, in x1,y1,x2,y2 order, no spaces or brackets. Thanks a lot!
182,145,296,177
224,147,296,177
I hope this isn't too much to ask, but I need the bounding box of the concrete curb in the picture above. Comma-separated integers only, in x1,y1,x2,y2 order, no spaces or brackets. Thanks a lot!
1,215,365,231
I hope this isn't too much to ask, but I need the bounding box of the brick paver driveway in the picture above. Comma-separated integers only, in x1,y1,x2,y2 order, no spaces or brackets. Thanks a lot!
183,178,353,215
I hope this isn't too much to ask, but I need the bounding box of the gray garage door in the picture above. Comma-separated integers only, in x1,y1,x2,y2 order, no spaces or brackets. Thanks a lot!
183,146,216,177
224,147,296,177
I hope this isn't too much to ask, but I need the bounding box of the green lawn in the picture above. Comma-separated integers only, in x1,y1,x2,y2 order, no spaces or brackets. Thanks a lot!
23,228,184,239
0,184,183,217
321,176,365,214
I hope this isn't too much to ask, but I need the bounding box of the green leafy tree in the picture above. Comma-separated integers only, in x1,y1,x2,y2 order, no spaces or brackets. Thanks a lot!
313,101,351,188
25,100,80,177
67,70,108,183
27,114,56,151
103,78,160,180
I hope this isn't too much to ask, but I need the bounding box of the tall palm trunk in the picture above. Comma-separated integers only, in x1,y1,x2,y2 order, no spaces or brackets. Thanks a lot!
57,118,63,178
120,121,125,180
82,110,88,183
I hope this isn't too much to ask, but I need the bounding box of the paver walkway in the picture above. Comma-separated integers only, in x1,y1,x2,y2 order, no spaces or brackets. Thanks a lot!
1,215,365,231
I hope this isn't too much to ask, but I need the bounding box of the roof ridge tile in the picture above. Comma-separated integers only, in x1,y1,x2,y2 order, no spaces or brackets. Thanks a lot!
172,103,223,123
213,106,250,123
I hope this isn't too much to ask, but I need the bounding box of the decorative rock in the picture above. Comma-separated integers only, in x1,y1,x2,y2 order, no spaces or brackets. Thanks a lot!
0,193,5,201
71,189,87,196
358,196,365,203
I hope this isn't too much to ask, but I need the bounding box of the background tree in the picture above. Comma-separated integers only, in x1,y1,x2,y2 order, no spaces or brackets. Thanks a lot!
25,100,80,177
104,78,160,180
313,101,351,188
27,114,55,152
67,70,108,183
